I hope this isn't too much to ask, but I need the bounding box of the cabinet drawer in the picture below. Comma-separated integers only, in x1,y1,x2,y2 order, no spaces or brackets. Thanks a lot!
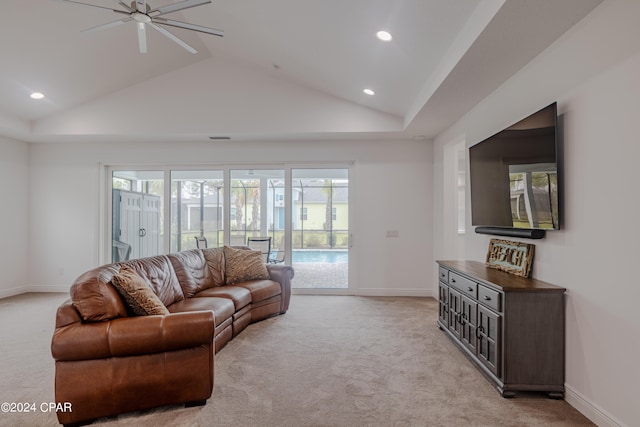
439,267,449,283
478,285,502,312
449,272,477,298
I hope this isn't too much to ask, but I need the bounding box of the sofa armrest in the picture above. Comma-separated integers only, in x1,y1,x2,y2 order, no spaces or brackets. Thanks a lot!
266,264,294,314
51,310,215,361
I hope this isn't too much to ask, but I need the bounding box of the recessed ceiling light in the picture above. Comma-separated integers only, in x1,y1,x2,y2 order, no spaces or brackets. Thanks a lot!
363,88,375,96
30,92,45,100
376,30,392,42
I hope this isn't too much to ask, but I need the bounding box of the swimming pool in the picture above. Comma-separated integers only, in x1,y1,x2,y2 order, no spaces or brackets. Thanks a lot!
292,250,348,263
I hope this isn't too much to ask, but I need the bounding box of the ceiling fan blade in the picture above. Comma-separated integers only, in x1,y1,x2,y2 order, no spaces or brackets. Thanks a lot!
150,0,211,17
112,0,134,12
137,22,148,53
135,0,148,13
60,0,129,14
83,17,132,33
153,18,223,37
148,22,197,54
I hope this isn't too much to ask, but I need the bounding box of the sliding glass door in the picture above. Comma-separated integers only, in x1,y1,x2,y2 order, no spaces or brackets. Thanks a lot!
230,169,285,249
108,165,350,290
170,170,224,251
291,168,349,289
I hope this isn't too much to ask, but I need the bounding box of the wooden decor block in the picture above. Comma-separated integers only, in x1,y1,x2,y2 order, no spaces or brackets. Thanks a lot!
485,238,535,277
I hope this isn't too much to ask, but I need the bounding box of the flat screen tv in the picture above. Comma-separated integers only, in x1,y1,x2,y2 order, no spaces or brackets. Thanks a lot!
469,102,559,234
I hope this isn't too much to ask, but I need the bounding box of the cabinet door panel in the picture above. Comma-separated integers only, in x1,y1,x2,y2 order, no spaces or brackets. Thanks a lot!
460,295,477,354
438,282,449,327
448,288,463,340
477,305,501,377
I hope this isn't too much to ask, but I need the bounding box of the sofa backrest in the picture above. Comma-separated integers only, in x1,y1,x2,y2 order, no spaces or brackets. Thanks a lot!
121,255,184,307
168,249,216,298
70,254,185,322
70,248,234,322
201,247,226,287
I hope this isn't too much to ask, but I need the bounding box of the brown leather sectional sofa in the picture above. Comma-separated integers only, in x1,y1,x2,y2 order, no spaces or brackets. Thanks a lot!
51,247,293,426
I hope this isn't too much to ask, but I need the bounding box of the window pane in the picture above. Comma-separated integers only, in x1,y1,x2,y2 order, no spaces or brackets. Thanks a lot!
171,170,224,251
230,170,285,248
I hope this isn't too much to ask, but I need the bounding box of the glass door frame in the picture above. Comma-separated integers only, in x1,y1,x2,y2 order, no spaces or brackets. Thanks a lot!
103,162,354,293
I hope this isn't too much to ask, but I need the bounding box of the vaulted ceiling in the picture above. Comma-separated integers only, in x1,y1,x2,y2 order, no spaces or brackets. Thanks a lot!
0,0,602,143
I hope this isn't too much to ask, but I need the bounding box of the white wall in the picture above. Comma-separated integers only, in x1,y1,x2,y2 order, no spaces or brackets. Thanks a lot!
28,139,433,297
433,1,640,425
0,137,29,297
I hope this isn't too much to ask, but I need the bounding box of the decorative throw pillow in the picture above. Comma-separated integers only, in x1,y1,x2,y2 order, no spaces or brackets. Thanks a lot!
223,246,270,285
111,265,170,316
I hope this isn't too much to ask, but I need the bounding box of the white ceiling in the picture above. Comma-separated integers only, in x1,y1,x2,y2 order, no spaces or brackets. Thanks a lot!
0,0,603,143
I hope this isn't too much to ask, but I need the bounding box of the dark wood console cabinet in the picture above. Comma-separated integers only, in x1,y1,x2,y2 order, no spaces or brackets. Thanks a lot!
437,260,565,398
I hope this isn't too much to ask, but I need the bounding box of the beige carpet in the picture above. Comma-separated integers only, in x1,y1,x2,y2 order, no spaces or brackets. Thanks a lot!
0,293,593,427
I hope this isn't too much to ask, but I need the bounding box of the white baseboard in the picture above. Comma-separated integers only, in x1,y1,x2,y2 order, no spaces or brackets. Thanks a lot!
565,384,626,427
0,285,69,300
0,286,28,299
355,288,434,297
26,285,69,293
291,288,434,297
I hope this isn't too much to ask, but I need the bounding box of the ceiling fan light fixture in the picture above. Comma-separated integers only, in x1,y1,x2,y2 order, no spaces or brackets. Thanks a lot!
132,12,151,23
376,30,392,42
30,92,45,100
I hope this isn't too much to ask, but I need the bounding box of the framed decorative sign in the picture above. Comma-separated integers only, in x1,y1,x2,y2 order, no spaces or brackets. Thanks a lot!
485,238,535,277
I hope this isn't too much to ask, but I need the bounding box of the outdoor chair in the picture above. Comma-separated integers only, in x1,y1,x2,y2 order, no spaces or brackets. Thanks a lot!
194,235,208,249
247,237,271,263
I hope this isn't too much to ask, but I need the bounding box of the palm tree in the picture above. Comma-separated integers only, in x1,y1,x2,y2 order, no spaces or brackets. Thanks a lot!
322,179,333,248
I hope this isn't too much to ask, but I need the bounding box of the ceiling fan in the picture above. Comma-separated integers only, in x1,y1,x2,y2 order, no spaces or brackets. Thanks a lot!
62,0,224,54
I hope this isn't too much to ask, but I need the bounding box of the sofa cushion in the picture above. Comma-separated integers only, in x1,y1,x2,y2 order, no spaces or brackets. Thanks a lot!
236,279,281,302
195,286,252,310
223,246,269,285
202,247,226,286
168,296,235,327
168,249,214,298
111,266,170,316
71,265,128,322
121,255,184,307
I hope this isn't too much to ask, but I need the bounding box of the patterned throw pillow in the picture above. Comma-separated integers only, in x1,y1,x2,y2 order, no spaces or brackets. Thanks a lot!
223,246,270,285
111,265,170,316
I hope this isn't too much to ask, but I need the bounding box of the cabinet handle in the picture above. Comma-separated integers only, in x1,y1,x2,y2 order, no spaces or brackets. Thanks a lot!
476,326,484,339
484,295,491,300
451,278,456,283
467,286,473,292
